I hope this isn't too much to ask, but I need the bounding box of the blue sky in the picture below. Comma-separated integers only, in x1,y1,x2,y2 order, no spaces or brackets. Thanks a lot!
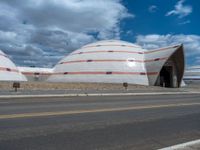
122,0,200,36
0,0,199,67
120,0,200,66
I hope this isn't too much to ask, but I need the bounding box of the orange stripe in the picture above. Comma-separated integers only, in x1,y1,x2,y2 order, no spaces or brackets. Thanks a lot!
21,72,52,76
145,45,180,54
59,57,168,65
21,70,160,76
82,44,140,49
68,72,105,75
0,67,19,73
71,50,142,55
53,71,158,76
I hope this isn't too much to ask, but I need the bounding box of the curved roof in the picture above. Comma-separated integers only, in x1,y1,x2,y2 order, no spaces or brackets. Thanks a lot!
48,40,147,84
82,40,142,49
0,50,27,81
63,40,147,62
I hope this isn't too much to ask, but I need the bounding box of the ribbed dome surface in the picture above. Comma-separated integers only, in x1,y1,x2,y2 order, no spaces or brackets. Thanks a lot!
0,50,27,81
48,40,148,84
82,40,142,49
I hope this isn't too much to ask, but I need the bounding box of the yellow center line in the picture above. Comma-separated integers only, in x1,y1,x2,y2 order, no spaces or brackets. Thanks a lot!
0,102,200,119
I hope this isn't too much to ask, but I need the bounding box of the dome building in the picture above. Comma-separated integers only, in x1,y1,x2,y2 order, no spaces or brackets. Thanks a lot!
0,50,27,81
18,66,53,82
48,40,185,88
184,66,200,84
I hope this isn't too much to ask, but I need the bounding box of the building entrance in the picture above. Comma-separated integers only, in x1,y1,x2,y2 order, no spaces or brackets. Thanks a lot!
159,66,173,87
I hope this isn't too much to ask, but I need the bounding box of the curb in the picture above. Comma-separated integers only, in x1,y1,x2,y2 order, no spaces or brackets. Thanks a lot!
0,91,200,99
159,139,200,150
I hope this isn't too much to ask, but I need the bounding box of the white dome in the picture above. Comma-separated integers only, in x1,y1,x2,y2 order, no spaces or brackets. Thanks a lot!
0,50,27,81
48,40,184,87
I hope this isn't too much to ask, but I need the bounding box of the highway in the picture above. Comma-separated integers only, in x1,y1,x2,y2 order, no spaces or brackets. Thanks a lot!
0,94,200,150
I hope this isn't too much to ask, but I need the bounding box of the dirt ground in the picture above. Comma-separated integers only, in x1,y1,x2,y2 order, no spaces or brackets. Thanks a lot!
0,81,163,91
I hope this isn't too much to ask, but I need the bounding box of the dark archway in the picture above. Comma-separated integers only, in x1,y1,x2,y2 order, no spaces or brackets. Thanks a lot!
159,66,173,87
155,45,185,88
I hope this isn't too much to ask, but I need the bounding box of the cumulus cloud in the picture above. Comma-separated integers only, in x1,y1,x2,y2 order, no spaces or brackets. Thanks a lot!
136,34,200,65
166,0,192,18
148,5,157,13
0,0,133,67
178,20,191,25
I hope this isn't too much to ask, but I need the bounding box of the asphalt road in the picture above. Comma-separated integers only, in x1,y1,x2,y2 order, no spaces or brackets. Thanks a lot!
0,94,200,150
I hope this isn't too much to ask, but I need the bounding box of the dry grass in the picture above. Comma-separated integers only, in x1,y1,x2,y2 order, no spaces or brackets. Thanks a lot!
0,81,162,90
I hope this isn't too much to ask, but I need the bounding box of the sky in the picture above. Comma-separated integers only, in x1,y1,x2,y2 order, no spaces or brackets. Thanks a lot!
0,0,199,67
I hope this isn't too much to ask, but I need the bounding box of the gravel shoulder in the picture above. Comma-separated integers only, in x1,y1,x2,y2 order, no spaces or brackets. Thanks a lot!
0,81,199,95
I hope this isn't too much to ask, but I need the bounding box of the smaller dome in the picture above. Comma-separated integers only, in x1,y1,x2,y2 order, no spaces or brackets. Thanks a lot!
0,50,27,81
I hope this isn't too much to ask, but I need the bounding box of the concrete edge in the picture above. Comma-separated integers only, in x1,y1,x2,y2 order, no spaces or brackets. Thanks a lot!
158,139,200,150
0,91,200,99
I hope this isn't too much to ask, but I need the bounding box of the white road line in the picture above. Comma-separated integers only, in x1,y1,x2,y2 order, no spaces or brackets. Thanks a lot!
158,139,200,150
